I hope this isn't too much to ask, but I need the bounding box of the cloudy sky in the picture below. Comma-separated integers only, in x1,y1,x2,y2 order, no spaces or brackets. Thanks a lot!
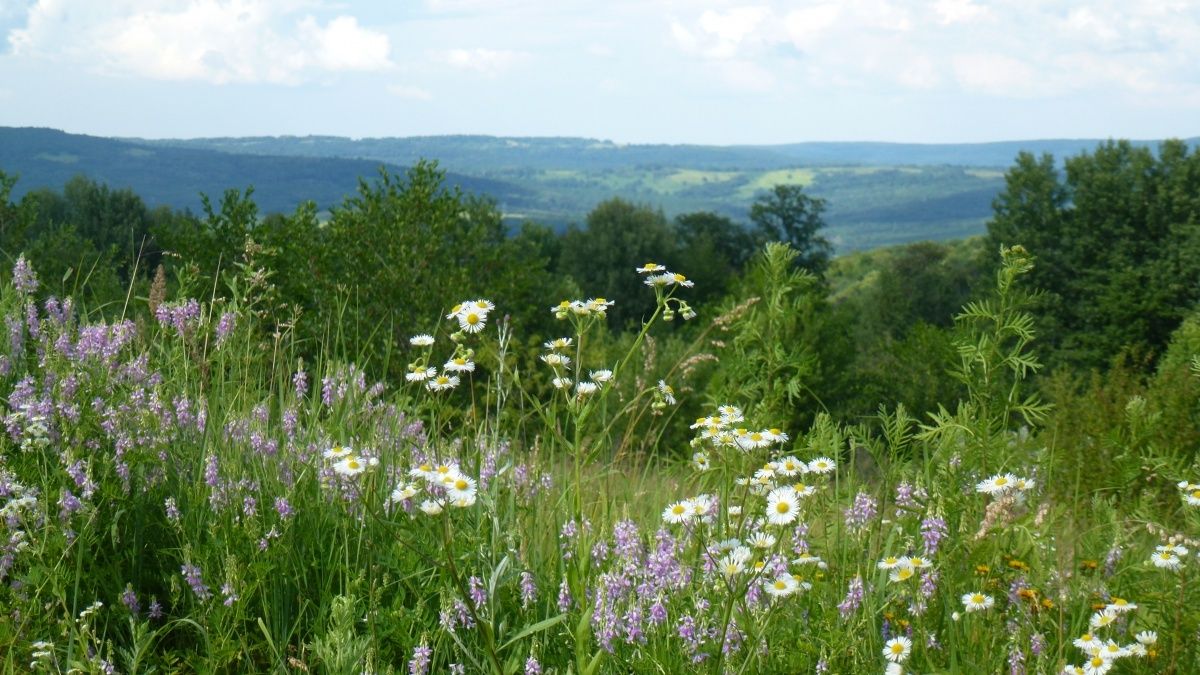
1,0,1198,143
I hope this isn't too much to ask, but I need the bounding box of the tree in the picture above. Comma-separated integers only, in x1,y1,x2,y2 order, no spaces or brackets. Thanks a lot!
557,198,678,327
985,140,1200,370
674,211,757,305
749,185,832,275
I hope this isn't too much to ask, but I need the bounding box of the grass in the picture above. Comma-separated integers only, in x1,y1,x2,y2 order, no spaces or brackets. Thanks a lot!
0,249,1197,674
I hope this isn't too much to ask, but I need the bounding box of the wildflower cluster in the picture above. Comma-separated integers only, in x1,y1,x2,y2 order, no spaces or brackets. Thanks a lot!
392,460,481,512
1061,599,1155,674
636,262,695,320
1179,479,1200,507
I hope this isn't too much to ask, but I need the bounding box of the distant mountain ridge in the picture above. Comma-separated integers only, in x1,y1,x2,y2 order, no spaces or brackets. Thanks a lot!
0,127,535,215
3,127,1196,251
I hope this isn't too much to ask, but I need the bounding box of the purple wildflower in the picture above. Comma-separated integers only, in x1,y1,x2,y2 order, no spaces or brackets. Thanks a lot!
837,576,864,618
843,492,877,532
12,255,38,295
408,643,432,675
181,564,211,602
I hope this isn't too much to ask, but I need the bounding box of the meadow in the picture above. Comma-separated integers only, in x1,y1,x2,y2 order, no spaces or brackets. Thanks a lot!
1,239,1197,675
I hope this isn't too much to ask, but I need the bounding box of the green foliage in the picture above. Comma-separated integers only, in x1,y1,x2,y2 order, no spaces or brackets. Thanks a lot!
557,199,677,327
706,243,848,431
987,140,1200,370
749,184,832,275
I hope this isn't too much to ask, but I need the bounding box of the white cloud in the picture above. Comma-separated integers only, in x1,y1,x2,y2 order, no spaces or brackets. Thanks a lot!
439,47,527,75
7,0,392,84
932,0,991,26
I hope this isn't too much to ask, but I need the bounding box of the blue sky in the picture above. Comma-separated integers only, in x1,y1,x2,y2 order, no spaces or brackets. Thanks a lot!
2,0,1198,144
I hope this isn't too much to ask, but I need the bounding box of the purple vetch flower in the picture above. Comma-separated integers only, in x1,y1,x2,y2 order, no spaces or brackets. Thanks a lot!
1008,647,1025,675
408,643,432,675
1030,633,1044,657
58,491,82,520
1104,546,1123,577
524,656,542,675
519,571,537,608
895,482,916,509
837,576,864,618
293,369,308,398
274,497,293,520
815,659,829,673
557,578,572,612
203,455,219,487
920,516,948,556
180,564,211,602
927,632,942,651
648,598,667,626
214,311,237,345
121,584,140,616
12,255,38,295
468,576,487,608
155,299,201,337
221,583,238,606
148,598,163,619
164,498,181,522
843,491,878,532
242,497,257,518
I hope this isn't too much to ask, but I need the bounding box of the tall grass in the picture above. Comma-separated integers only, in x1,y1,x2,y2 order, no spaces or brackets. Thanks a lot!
0,246,1197,674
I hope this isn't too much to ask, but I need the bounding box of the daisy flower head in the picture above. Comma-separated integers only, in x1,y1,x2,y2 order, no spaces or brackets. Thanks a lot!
663,500,692,524
419,499,444,516
552,377,573,390
777,456,805,476
692,452,710,471
885,665,904,675
766,487,800,525
765,427,789,444
792,552,822,565
586,298,614,315
902,556,930,569
883,636,912,663
450,493,477,508
717,405,744,423
590,369,614,384
719,553,746,578
1151,550,1182,570
747,531,777,549
976,473,1018,494
1073,633,1101,652
454,302,490,333
878,556,903,570
1082,655,1112,675
1156,543,1188,556
1135,630,1157,645
409,334,435,347
333,456,367,476
636,262,665,274
447,475,477,502
406,366,437,382
1186,488,1200,506
576,381,598,397
427,374,460,392
545,337,573,350
1105,597,1137,613
807,457,836,474
444,357,475,373
889,565,916,583
1089,610,1118,629
765,574,799,597
541,353,570,367
656,380,677,405
1098,640,1127,660
324,444,353,460
962,592,995,612
687,494,716,519
390,483,420,502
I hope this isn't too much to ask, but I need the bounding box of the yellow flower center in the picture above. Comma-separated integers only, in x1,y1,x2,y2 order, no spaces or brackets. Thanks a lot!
971,594,984,604
1192,489,1200,499
466,313,480,325
996,477,1008,485
890,644,904,654
776,502,790,513
672,505,686,515
454,479,468,490
774,581,787,590
347,459,360,470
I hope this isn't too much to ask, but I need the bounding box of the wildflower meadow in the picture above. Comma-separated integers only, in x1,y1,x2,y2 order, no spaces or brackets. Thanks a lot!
1,239,1198,675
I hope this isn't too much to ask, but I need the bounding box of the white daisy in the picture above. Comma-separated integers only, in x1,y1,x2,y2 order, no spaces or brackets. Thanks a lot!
333,456,367,476
419,499,444,515
765,487,800,525
427,374,460,391
807,457,836,474
764,574,799,597
444,357,475,373
590,369,614,383
405,366,437,382
961,592,994,611
409,334,435,346
663,501,692,524
883,636,912,663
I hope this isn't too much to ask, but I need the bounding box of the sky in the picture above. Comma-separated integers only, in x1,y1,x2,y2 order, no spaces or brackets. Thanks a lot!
1,0,1199,144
